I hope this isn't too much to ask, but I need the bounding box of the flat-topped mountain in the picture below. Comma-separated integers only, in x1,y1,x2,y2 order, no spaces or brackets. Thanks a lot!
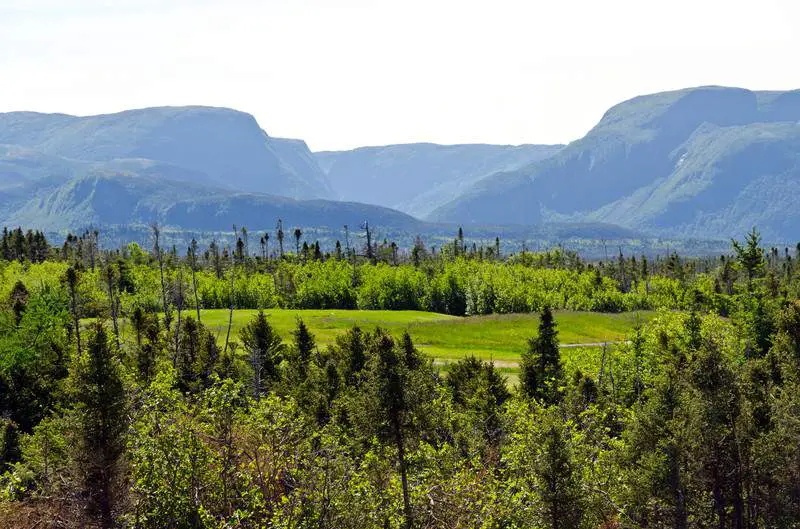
0,106,334,199
429,86,800,240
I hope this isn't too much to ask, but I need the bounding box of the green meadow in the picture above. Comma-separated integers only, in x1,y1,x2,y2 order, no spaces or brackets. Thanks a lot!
185,309,652,375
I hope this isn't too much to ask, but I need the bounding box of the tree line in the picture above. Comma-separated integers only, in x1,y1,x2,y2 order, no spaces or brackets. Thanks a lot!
1,227,799,527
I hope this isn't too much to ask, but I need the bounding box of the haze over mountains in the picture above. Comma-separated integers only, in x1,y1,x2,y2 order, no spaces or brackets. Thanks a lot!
315,143,562,218
430,86,800,240
2,86,800,242
0,107,419,232
0,107,334,199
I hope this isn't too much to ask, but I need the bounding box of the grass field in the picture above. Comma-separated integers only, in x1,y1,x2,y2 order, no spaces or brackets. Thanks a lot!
191,309,652,370
108,308,653,385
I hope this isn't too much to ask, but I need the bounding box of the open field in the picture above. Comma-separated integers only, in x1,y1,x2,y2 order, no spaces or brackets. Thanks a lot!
191,309,653,371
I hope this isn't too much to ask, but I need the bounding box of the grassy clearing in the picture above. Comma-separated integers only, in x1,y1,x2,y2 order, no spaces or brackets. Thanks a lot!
193,308,652,365
108,308,651,386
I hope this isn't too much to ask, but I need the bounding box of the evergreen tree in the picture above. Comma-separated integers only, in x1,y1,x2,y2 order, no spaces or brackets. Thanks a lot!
400,331,422,371
292,317,316,373
372,330,414,529
240,311,285,400
74,323,126,528
294,227,303,256
276,219,285,258
534,410,584,529
520,307,564,404
64,266,82,353
337,325,367,385
176,316,202,393
733,227,765,288
9,280,28,326
137,312,160,384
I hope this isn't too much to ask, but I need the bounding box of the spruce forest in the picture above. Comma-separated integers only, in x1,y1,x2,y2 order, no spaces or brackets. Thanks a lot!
2,224,800,528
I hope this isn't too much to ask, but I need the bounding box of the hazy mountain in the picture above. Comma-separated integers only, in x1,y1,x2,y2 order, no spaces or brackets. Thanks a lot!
3,172,421,233
430,86,800,240
0,113,632,243
0,107,334,199
315,143,563,218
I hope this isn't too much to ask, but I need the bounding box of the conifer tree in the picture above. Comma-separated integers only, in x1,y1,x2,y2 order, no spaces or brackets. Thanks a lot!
189,239,201,323
9,280,28,326
520,307,563,404
338,325,367,385
137,313,160,384
534,411,584,529
372,331,414,529
74,323,126,528
64,266,81,353
733,227,765,289
276,219,285,258
292,318,316,372
294,227,303,256
240,311,285,400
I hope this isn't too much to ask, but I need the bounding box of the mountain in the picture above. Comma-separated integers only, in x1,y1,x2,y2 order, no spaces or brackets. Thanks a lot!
430,86,800,241
3,171,421,233
315,143,562,218
0,107,334,199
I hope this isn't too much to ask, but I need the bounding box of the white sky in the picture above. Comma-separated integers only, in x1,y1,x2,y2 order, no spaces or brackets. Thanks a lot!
1,0,799,151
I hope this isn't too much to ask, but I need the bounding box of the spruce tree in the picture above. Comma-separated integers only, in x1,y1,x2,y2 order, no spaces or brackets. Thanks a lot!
520,307,563,404
176,316,201,393
74,322,126,528
338,325,367,385
294,228,303,256
64,266,82,353
372,331,414,529
535,411,584,529
240,311,285,400
9,280,28,326
733,227,765,289
292,318,316,371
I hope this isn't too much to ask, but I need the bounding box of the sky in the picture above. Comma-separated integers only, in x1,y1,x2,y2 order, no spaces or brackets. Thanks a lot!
1,0,799,151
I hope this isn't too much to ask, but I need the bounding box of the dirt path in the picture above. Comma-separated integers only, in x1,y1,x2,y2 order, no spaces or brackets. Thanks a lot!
434,341,628,368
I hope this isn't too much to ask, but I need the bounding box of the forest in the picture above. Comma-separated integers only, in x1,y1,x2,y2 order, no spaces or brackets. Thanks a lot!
1,224,800,528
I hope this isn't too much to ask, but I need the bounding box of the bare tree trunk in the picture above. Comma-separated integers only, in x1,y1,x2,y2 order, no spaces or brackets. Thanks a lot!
174,268,184,361
152,224,171,332
190,242,201,324
392,415,412,529
104,260,121,352
223,226,237,355
68,273,81,354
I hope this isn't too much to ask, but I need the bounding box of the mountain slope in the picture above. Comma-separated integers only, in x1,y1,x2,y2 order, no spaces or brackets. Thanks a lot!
430,86,800,240
316,143,562,217
5,172,420,233
0,107,334,199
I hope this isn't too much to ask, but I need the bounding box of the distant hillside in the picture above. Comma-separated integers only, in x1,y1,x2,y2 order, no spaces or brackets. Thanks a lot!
0,107,334,199
3,172,421,233
430,86,800,241
315,143,562,218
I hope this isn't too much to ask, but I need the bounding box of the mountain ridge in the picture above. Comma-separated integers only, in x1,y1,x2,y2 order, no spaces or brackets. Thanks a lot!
315,142,563,218
0,106,335,200
429,86,800,240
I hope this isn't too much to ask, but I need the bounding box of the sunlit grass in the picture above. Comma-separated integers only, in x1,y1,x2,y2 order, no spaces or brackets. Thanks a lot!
195,308,652,365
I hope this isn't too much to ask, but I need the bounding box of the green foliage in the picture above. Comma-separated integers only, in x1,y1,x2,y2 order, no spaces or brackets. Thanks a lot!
239,311,286,399
520,307,564,404
73,322,127,527
5,231,800,527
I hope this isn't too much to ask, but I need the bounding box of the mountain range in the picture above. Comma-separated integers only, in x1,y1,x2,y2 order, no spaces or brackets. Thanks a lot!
0,107,420,233
315,143,562,218
2,86,799,242
428,86,800,240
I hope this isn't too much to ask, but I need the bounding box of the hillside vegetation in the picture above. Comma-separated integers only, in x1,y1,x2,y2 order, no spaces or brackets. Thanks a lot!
316,143,562,217
3,228,800,527
431,86,800,240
